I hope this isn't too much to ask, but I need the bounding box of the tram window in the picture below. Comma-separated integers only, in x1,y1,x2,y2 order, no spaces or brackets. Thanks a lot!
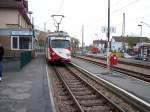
51,40,70,48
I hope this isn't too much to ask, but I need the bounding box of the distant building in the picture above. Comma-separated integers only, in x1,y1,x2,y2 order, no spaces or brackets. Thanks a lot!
93,39,107,53
111,36,150,52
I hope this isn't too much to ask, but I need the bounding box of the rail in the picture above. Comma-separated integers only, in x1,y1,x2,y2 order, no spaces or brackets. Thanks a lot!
53,65,126,112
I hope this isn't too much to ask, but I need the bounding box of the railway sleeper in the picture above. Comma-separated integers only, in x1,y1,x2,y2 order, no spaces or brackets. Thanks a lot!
76,94,98,100
70,87,89,92
59,100,74,105
66,80,81,83
64,77,77,80
68,84,86,88
58,96,71,101
58,91,68,96
72,91,93,96
66,82,83,85
58,105,77,112
80,99,105,106
83,106,111,112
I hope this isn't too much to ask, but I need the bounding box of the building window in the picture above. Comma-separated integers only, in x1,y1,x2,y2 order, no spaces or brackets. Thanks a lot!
11,36,32,50
11,36,19,50
19,37,32,49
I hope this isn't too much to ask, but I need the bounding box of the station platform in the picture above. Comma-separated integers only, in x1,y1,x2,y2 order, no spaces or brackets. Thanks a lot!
0,55,53,112
72,58,150,108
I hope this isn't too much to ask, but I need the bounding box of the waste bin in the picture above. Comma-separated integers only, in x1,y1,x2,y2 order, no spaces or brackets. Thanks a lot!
110,54,118,65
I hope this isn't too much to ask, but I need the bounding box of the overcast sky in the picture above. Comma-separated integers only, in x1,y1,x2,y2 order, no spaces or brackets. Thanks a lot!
28,0,150,45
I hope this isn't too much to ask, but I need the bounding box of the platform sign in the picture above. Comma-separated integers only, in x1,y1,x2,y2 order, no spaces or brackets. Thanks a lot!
101,26,116,33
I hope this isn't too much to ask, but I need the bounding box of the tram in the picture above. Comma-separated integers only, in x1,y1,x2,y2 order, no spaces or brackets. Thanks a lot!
45,31,71,63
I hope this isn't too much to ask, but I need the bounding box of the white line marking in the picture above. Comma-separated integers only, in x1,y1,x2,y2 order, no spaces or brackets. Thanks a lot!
72,63,150,108
46,64,57,112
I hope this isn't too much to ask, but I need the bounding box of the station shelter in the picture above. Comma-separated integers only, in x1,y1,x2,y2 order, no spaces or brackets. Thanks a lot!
0,28,37,70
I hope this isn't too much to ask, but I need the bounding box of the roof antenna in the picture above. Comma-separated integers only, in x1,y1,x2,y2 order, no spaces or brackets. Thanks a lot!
51,15,64,31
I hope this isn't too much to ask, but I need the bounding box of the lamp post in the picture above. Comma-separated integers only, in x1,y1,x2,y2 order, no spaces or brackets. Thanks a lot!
82,24,84,54
28,11,34,50
137,24,143,60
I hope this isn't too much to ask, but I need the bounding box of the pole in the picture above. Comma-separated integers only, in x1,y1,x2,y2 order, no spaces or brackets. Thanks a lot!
140,25,143,60
82,25,84,54
32,17,34,50
122,13,125,52
138,24,142,59
44,22,47,32
107,0,110,70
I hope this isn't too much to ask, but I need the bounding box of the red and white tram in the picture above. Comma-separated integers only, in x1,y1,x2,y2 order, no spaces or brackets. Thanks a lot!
45,31,71,63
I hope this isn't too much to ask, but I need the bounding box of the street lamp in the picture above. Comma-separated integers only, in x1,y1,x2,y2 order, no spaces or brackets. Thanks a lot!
138,24,142,39
137,24,143,60
28,11,33,22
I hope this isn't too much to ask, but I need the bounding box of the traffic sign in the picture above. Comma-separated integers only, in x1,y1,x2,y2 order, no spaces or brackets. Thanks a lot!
101,26,116,33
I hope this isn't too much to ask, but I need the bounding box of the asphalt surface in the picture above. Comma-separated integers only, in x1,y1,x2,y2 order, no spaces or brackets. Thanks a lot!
72,58,150,104
0,55,53,112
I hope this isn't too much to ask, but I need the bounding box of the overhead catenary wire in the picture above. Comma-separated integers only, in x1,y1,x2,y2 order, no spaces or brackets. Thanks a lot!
112,0,140,14
112,0,126,7
57,0,64,14
98,0,141,23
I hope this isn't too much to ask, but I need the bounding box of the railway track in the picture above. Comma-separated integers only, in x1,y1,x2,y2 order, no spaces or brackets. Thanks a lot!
75,55,150,82
83,54,150,69
47,63,144,112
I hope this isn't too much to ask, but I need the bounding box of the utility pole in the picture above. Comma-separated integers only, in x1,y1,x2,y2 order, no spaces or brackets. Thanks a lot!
122,13,126,52
107,0,110,70
44,22,47,32
138,24,143,59
82,25,84,54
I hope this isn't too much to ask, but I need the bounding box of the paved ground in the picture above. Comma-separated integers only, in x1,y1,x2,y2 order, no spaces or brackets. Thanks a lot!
0,55,53,112
72,58,150,104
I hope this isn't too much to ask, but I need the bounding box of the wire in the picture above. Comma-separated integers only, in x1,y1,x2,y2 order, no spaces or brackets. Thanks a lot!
112,0,126,7
57,0,64,14
129,13,150,22
98,0,141,22
112,0,140,14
